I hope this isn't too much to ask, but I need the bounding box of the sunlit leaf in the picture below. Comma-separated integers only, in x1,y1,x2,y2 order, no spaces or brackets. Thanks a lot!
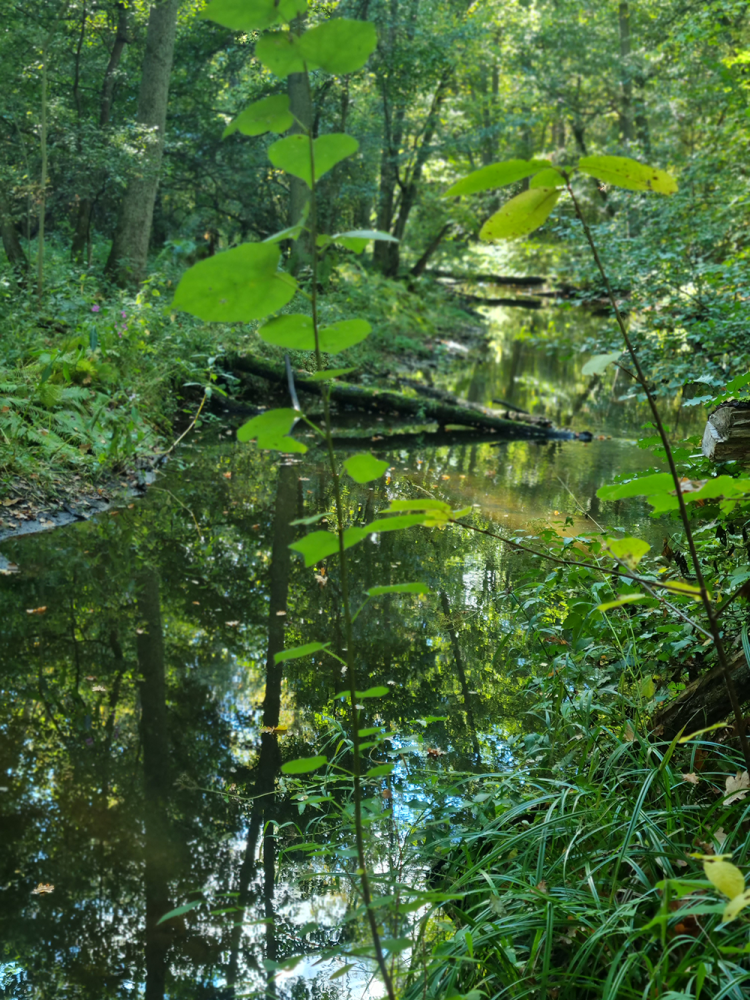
444,159,551,197
237,407,306,453
157,900,203,925
381,499,453,514
582,352,622,376
367,582,430,596
255,31,307,77
704,859,745,900
596,593,648,611
298,19,377,74
328,964,356,980
223,94,293,138
268,133,359,188
201,0,306,31
319,319,371,352
364,514,429,534
480,188,561,241
289,526,366,566
274,642,330,664
305,368,356,381
344,452,388,483
604,535,651,569
662,580,707,600
281,755,327,775
529,167,565,188
356,686,390,698
366,763,395,776
173,243,296,321
723,889,750,923
579,154,678,194
597,473,674,501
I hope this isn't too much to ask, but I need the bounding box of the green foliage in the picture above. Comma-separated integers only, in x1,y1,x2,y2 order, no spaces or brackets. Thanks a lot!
267,133,359,188
343,452,389,484
222,94,294,137
236,407,306,452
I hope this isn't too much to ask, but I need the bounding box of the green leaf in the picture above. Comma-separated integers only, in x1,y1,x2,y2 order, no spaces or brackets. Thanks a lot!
274,642,330,664
597,473,675,501
367,582,430,596
578,155,678,194
319,319,371,352
480,187,561,241
172,243,296,322
298,18,377,74
333,229,398,242
356,686,390,698
223,95,293,138
201,0,306,31
268,133,359,187
255,31,307,78
237,407,306,453
344,452,388,483
582,352,622,376
597,593,648,612
328,964,356,981
444,159,551,197
281,755,327,775
157,900,203,925
358,727,386,737
704,859,745,900
663,580,706,600
381,499,452,513
529,167,565,188
257,314,313,349
381,937,411,953
366,763,395,776
257,316,370,352
604,536,651,568
289,526,366,566
364,514,428,534
263,222,305,243
305,368,356,381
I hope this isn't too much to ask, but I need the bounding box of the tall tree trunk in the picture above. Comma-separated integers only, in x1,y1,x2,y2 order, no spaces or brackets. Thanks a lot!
137,569,172,1000
105,0,179,286
0,189,28,278
226,466,295,990
440,591,480,757
71,2,130,263
618,2,634,145
287,28,313,270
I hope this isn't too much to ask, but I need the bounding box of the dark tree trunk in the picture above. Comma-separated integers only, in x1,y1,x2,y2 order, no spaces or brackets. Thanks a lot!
71,2,130,263
106,0,179,286
137,569,172,1000
0,190,28,278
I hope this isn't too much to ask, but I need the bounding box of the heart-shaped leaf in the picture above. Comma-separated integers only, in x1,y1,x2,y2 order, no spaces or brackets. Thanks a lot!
344,452,388,483
268,133,359,187
298,18,377,74
223,94,293,138
202,0,306,31
237,407,306,452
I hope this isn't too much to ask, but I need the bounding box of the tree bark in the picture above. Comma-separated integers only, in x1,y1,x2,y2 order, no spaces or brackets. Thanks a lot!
137,569,172,1000
72,2,130,263
105,0,179,286
0,189,28,277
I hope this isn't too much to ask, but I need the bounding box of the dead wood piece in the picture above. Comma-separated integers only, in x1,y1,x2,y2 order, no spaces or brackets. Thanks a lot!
229,354,561,435
651,647,750,741
425,270,548,287
702,401,750,462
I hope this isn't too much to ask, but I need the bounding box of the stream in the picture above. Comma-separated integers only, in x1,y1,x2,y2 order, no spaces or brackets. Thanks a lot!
0,306,704,997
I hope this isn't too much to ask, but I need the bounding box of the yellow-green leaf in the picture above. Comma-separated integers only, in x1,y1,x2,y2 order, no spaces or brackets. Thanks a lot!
479,188,561,242
578,155,678,194
704,859,745,900
597,593,648,611
444,159,550,197
604,535,651,569
723,889,750,923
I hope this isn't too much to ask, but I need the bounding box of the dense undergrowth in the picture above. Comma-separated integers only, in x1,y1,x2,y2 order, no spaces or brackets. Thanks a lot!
0,239,474,498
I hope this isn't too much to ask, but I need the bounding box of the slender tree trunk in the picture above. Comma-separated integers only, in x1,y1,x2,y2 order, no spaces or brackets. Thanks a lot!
287,25,313,270
440,591,480,757
37,43,48,309
137,570,172,1000
0,190,28,277
618,3,634,144
105,0,179,286
72,2,130,263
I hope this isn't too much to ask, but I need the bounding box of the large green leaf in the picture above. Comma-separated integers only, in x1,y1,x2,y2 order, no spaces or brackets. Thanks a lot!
578,155,678,194
597,474,677,501
367,582,430,596
289,526,367,566
274,642,330,664
281,755,327,775
298,18,377,74
604,536,651,569
529,167,565,188
236,407,306,453
444,159,550,197
201,0,306,31
344,452,388,483
582,352,622,375
480,187,561,241
257,315,370,352
255,32,307,77
223,95,293,138
268,133,359,187
172,243,297,321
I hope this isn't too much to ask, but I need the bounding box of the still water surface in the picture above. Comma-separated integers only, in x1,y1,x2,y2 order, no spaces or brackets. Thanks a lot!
0,309,700,997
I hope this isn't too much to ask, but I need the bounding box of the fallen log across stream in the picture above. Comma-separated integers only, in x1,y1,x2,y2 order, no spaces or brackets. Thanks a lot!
229,354,585,440
651,646,750,741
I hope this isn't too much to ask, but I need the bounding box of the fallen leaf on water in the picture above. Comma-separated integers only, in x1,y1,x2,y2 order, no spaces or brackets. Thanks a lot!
26,607,47,615
92,685,107,693
31,883,54,895
223,472,232,479
724,770,750,805
225,620,240,627
192,601,200,605
276,610,287,616
314,574,327,587
426,748,446,758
